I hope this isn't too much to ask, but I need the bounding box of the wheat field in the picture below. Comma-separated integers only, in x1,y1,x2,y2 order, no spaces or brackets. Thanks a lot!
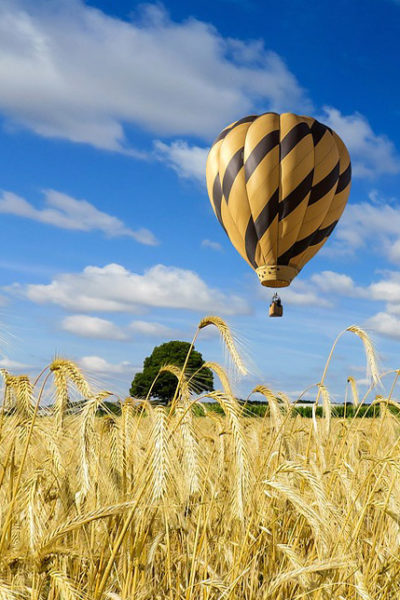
0,317,399,599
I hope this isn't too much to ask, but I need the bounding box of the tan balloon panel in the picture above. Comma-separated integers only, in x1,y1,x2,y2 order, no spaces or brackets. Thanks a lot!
206,112,352,288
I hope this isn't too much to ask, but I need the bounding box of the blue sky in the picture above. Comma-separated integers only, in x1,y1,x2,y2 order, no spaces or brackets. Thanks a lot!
1,0,400,400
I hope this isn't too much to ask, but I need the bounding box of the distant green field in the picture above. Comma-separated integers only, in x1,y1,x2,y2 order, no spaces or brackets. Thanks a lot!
96,399,391,419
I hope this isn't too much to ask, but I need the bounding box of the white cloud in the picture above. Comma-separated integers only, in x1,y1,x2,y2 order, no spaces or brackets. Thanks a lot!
0,189,158,245
3,1,398,193
311,271,366,298
19,263,250,315
0,1,308,151
272,270,371,310
354,377,370,387
366,312,400,340
368,273,400,312
154,141,208,182
287,269,400,310
129,320,174,337
0,357,29,369
367,273,398,301
202,239,223,251
62,315,175,340
386,303,400,316
330,194,400,260
309,270,400,317
281,280,332,307
79,355,136,374
62,315,128,340
295,270,400,318
320,107,400,177
387,240,400,263
156,107,400,183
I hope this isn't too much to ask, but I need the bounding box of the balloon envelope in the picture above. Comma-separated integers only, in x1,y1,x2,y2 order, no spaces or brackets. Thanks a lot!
206,112,351,287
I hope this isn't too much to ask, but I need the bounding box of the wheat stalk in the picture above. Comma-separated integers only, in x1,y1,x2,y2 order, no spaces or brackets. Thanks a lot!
251,385,283,430
78,391,112,502
354,569,373,600
0,582,25,600
346,326,380,386
50,359,92,398
149,406,170,503
347,376,359,406
50,569,87,600
198,316,247,375
277,544,311,588
16,376,34,419
1,320,400,599
207,390,249,519
52,367,69,433
104,415,121,491
159,365,201,497
266,557,353,597
318,383,331,437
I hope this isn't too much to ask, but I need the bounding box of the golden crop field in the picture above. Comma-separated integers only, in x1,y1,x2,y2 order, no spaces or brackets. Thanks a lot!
0,316,399,599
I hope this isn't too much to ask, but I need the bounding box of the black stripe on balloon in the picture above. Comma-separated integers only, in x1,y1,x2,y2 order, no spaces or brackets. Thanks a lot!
212,174,227,234
211,127,231,148
244,218,259,269
308,162,340,205
222,147,244,203
253,188,279,240
279,170,314,221
336,163,351,193
211,115,257,148
280,122,310,160
310,119,328,146
244,130,279,182
278,220,338,265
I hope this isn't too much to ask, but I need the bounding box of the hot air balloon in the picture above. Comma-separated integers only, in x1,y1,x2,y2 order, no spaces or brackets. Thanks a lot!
206,112,351,316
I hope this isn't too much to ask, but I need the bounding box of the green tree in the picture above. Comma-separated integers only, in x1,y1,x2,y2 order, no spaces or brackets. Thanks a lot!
130,340,214,404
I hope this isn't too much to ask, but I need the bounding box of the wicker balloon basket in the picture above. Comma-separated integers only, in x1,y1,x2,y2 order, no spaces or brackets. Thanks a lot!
269,302,283,317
